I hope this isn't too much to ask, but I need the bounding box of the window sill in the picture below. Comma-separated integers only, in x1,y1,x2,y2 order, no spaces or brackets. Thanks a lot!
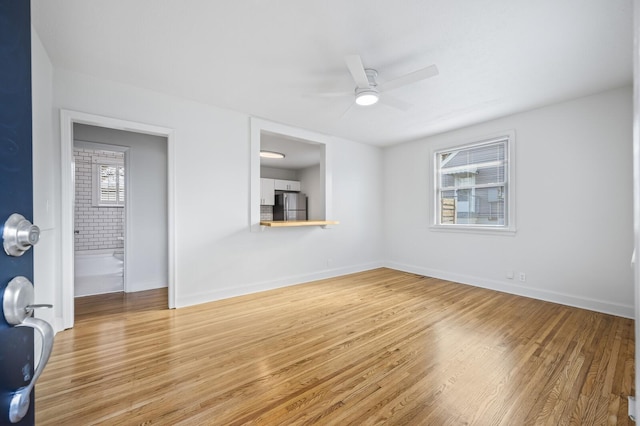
260,220,339,228
93,204,125,208
429,224,516,236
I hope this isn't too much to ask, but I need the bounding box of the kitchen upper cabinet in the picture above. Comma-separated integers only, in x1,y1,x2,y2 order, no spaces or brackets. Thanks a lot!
274,179,301,192
261,178,275,205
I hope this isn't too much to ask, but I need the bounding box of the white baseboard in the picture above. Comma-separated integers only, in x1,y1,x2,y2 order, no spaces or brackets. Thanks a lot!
127,281,168,293
166,260,634,319
175,261,385,308
385,261,634,319
53,317,66,334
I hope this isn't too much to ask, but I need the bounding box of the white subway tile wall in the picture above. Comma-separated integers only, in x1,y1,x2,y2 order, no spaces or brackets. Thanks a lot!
260,205,273,221
74,148,125,252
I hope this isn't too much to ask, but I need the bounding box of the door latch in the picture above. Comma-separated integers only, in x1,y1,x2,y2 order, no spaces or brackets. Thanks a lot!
3,213,40,257
3,276,54,423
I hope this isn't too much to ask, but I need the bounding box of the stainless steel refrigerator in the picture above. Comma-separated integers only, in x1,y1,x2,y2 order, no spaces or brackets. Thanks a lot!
273,192,307,221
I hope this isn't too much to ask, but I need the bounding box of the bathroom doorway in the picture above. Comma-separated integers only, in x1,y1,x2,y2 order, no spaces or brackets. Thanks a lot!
71,122,169,309
60,111,174,330
73,142,127,296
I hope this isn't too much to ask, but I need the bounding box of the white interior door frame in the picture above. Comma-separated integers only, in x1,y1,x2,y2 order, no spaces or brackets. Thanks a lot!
633,0,639,419
60,110,176,329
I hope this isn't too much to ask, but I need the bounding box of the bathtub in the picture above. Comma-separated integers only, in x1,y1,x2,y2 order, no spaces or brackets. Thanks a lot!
75,249,124,297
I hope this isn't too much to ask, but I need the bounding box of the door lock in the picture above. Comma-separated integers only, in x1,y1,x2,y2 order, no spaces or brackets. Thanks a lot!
3,213,40,257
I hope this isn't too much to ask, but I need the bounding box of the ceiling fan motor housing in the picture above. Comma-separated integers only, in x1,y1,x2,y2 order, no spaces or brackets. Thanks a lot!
343,54,439,110
354,69,380,106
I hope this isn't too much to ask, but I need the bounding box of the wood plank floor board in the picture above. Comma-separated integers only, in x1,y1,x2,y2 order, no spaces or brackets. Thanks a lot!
36,268,634,425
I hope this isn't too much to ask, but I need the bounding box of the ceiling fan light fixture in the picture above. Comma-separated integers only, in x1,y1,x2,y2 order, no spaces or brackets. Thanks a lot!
260,150,285,159
355,88,379,106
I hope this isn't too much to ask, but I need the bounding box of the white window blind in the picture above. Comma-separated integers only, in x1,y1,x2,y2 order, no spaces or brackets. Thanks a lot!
92,157,125,207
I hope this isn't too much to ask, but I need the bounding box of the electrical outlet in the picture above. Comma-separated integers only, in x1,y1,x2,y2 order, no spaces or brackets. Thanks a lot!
519,272,526,282
506,271,514,280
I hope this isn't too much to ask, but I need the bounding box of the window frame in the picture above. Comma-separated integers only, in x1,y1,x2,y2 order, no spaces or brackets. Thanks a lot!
431,131,516,234
92,156,125,207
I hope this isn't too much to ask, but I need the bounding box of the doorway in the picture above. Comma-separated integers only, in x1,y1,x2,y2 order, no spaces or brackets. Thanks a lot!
60,111,175,329
73,142,127,297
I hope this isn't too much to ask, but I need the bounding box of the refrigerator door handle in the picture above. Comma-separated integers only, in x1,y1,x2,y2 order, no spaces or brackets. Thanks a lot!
284,195,289,221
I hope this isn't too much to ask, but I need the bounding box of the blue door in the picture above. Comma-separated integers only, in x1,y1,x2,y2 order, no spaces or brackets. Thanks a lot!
0,1,37,424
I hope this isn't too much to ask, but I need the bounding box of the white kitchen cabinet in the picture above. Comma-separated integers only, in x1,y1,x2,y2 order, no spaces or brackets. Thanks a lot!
260,178,275,205
274,179,301,192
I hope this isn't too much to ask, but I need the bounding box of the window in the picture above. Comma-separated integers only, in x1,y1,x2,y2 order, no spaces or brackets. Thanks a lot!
92,157,125,207
434,134,514,231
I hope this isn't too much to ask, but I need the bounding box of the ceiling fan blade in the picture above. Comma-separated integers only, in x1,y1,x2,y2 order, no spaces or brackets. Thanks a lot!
380,94,412,111
345,55,371,89
340,102,355,118
379,64,439,92
303,90,352,98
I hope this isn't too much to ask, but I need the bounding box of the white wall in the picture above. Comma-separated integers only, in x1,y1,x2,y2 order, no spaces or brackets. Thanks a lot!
260,167,297,180
51,69,384,310
31,27,60,330
384,86,634,317
73,125,168,292
33,36,632,328
299,164,322,220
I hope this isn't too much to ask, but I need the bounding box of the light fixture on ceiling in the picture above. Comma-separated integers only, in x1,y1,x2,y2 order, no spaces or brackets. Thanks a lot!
355,87,379,106
260,150,285,159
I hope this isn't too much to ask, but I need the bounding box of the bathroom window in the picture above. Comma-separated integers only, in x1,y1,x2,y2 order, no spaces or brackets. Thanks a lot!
92,158,125,207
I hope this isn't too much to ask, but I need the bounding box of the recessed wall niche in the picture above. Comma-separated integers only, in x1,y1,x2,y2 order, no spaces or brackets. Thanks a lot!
250,118,332,231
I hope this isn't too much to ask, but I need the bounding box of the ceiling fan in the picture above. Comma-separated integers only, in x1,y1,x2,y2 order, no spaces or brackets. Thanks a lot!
315,55,439,111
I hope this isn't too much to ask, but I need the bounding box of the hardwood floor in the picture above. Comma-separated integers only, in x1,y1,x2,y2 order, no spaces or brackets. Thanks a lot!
36,268,634,425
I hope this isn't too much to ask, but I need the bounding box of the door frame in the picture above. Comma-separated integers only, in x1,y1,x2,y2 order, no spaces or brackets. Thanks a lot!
633,0,639,418
60,110,176,329
72,139,130,294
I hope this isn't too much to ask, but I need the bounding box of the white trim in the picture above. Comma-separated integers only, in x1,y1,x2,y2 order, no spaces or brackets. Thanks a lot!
60,111,74,329
250,117,334,232
60,110,176,330
430,130,516,233
428,224,517,236
632,0,639,418
126,281,168,293
176,261,384,308
74,139,129,152
386,261,634,319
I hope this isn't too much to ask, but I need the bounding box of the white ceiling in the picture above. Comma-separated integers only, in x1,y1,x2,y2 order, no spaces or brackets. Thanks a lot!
260,132,322,170
31,0,633,147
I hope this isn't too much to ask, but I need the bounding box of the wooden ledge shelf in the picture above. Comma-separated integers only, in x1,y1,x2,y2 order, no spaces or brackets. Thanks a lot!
260,220,339,228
